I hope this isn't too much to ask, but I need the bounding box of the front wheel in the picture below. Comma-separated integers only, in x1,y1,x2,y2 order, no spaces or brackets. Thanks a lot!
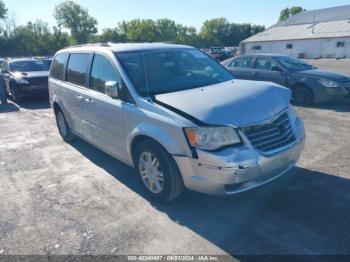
11,84,22,104
0,83,7,104
291,86,313,106
134,140,184,202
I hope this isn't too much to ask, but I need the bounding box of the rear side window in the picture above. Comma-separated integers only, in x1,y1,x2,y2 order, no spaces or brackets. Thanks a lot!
50,53,68,80
229,57,253,69
66,53,90,86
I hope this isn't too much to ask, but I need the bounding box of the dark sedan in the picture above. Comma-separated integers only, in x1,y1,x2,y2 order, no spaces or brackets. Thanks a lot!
222,54,350,106
1,58,50,103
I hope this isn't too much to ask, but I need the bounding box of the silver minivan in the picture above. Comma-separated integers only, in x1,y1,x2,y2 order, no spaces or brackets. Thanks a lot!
49,43,305,202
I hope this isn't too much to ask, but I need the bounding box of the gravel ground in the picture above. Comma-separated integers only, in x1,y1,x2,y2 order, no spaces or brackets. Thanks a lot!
307,59,350,76
1,92,350,257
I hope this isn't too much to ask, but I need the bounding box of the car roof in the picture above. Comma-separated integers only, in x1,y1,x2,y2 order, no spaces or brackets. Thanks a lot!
6,57,51,62
58,42,194,54
242,53,288,58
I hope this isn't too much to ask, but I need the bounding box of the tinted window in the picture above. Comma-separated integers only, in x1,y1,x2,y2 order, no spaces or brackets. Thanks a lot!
10,60,50,72
66,53,89,86
116,49,233,96
230,57,253,68
90,55,120,93
50,53,68,80
255,58,279,71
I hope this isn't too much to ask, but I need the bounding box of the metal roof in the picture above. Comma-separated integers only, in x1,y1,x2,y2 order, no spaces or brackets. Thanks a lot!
242,19,350,43
274,5,350,27
242,5,350,43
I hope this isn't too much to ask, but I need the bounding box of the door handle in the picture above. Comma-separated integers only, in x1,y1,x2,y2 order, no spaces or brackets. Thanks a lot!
84,98,94,103
76,95,84,101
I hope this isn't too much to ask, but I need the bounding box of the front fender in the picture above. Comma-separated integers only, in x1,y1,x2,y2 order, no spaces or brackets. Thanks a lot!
126,123,190,163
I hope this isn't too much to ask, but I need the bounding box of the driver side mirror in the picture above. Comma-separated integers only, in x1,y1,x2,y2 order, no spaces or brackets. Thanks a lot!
105,81,121,99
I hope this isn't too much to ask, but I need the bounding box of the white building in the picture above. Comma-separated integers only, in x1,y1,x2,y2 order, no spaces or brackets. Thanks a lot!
241,5,350,59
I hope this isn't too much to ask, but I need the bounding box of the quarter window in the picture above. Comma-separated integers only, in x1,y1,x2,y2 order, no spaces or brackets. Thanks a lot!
90,54,121,93
50,53,68,80
66,53,89,86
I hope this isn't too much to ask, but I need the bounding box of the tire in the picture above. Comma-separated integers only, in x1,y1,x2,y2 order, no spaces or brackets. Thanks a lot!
11,84,22,104
291,86,313,106
134,139,185,202
0,83,7,105
55,108,75,143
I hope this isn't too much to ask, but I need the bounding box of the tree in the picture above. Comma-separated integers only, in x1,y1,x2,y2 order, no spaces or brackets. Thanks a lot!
199,18,265,47
95,28,126,43
54,0,97,44
0,0,7,19
279,6,304,22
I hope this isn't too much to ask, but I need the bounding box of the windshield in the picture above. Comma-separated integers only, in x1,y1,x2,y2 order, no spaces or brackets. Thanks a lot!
116,48,234,96
276,56,316,71
10,60,50,72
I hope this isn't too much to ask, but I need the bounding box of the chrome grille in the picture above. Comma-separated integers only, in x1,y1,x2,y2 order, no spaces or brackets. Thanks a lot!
242,112,296,153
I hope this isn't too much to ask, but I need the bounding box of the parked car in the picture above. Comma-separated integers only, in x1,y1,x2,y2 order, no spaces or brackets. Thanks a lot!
1,57,51,103
207,47,231,62
222,54,350,106
49,43,305,202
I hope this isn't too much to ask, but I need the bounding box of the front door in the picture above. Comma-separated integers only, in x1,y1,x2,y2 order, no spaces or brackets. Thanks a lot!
82,54,126,159
253,57,286,86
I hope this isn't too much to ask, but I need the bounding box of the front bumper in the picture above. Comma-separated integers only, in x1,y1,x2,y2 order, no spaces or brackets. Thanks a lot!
174,118,305,196
19,84,48,95
314,86,348,103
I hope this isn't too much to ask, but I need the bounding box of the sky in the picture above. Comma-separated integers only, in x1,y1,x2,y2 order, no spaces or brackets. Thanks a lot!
3,0,350,31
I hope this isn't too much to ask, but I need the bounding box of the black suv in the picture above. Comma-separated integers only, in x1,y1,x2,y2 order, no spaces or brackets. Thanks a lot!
1,57,52,103
222,54,350,106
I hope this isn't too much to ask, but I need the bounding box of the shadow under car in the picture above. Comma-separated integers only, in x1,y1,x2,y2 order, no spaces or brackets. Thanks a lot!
69,137,350,256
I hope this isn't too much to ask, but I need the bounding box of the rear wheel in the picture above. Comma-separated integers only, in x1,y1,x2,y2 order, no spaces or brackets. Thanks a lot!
55,108,75,142
292,86,313,106
134,140,184,202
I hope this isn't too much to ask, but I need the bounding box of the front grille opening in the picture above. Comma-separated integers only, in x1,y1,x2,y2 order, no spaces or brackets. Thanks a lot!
242,112,296,153
28,77,48,86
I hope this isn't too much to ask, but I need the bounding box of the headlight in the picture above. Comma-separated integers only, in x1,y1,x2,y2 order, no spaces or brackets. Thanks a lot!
184,126,241,151
319,78,338,88
13,72,29,85
15,78,29,85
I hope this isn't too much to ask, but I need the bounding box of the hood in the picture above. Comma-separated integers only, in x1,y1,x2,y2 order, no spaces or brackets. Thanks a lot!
13,71,49,78
296,69,349,81
156,80,291,127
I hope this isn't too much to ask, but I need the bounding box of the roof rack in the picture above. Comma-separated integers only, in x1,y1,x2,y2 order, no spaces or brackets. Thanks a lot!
67,42,116,49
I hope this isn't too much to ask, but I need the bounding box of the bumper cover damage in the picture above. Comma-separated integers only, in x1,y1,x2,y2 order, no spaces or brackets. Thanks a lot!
174,123,305,196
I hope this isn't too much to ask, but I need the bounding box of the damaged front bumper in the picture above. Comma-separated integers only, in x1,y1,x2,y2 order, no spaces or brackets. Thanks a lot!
174,115,306,196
